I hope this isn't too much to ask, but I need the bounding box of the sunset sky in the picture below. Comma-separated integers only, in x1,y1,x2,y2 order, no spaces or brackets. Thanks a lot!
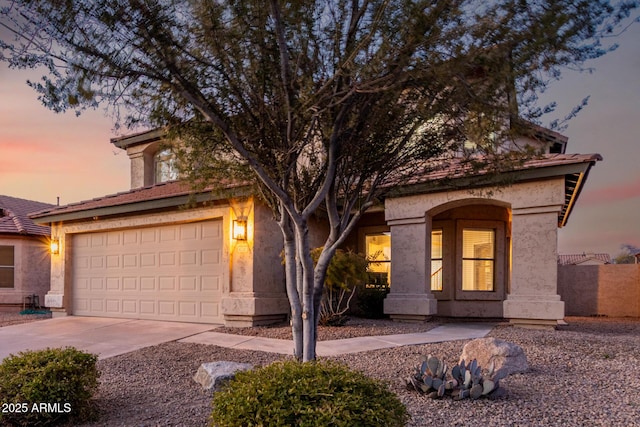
1,23,638,258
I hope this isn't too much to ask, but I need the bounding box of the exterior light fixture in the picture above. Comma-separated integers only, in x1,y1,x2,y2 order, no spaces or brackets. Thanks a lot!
50,238,60,255
233,218,248,241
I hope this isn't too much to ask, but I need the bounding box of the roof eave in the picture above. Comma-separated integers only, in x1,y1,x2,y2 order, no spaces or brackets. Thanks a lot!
110,128,165,150
386,161,594,197
31,188,249,225
559,161,597,228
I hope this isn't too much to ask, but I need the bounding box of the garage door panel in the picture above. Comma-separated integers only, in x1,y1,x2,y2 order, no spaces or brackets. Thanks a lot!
123,231,137,245
106,299,120,313
122,277,137,290
91,234,105,247
158,300,176,315
76,234,90,248
141,229,157,243
122,300,137,313
202,249,221,265
202,276,220,291
106,255,119,268
159,252,176,266
90,299,104,311
106,278,120,290
75,298,89,311
76,256,90,270
202,221,221,238
140,253,156,267
123,254,137,268
180,224,198,240
90,278,104,290
107,233,121,246
140,300,155,314
140,277,156,291
201,302,219,317
160,227,177,241
159,277,176,290
179,276,197,291
72,219,223,324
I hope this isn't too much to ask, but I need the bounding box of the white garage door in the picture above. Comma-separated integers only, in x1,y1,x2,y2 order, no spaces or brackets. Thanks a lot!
72,220,223,324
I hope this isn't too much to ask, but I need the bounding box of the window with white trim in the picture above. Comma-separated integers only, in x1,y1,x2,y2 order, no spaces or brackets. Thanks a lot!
154,148,179,184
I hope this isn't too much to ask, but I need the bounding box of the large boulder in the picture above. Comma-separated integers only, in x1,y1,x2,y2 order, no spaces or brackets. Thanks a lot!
460,337,528,381
194,361,254,391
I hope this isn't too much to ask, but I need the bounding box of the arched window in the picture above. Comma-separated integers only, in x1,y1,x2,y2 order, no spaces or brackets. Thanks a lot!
154,148,178,184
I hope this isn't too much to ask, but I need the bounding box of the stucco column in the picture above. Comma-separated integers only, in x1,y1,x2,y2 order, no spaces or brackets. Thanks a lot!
221,203,289,327
383,217,438,321
44,223,69,317
503,206,565,327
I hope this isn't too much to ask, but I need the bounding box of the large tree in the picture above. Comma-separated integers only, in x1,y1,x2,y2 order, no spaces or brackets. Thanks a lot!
1,0,637,360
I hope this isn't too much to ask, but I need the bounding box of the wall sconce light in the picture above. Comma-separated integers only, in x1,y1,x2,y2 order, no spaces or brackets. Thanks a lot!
50,238,60,255
233,218,248,241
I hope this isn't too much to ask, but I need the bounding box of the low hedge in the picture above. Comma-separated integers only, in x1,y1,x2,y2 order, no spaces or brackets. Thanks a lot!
210,359,408,426
0,347,99,426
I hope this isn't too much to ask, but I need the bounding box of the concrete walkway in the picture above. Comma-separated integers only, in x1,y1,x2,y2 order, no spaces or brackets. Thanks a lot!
0,316,214,361
179,323,494,356
0,316,494,361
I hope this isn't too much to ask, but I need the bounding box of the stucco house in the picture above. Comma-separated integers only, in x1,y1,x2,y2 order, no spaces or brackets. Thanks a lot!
31,126,600,328
0,195,54,309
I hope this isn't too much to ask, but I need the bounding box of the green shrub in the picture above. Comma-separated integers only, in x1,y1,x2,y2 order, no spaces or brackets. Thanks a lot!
311,248,369,326
355,283,390,319
0,347,99,426
210,359,408,427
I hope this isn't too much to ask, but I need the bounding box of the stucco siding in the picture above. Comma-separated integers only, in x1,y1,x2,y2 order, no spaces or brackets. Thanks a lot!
0,236,50,307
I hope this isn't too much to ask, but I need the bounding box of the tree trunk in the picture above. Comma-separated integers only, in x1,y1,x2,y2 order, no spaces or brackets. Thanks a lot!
295,220,317,362
279,211,303,360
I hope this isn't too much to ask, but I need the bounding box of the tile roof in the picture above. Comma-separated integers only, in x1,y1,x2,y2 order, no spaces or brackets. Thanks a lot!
0,195,54,236
397,153,602,186
558,253,612,265
29,180,248,220
30,153,601,225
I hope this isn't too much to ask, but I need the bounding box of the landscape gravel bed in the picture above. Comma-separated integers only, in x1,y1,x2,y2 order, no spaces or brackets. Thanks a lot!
0,310,52,327
2,314,639,426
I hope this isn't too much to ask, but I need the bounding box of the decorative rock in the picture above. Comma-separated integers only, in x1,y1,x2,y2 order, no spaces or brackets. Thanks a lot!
193,361,254,391
460,338,528,381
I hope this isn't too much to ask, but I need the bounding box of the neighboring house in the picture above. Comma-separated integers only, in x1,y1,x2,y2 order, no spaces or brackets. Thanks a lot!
558,253,611,266
31,126,600,328
0,195,54,309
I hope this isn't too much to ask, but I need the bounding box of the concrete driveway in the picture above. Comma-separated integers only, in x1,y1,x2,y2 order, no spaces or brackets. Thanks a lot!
0,316,218,362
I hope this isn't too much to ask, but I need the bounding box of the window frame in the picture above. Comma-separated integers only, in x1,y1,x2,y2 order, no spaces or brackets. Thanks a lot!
461,228,496,292
0,245,15,289
430,229,444,292
154,148,179,184
358,226,391,288
454,220,505,300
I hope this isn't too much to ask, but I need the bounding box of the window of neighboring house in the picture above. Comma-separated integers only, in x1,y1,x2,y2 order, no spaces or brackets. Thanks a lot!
0,246,15,288
154,148,179,184
365,233,391,287
430,229,443,291
461,228,495,291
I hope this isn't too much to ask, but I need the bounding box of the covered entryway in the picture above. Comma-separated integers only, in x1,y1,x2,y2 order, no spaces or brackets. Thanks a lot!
429,202,509,318
72,220,223,324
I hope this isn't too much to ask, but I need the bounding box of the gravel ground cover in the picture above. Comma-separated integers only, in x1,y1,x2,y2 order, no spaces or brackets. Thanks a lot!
1,314,639,426
0,310,52,327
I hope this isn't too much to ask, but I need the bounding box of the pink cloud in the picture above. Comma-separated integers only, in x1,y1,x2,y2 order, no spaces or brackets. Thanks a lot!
579,176,640,205
1,140,58,153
